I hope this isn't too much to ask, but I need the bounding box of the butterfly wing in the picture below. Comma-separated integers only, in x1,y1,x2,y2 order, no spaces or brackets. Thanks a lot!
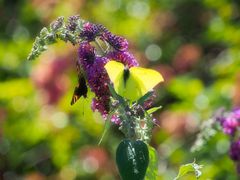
105,60,164,102
129,67,164,98
104,60,125,94
120,71,143,102
71,62,88,105
70,75,88,105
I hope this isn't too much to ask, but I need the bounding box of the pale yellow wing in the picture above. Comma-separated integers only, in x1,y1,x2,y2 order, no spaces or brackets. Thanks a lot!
104,60,124,82
129,67,164,97
104,60,141,101
119,72,143,101
105,61,164,102
104,60,124,94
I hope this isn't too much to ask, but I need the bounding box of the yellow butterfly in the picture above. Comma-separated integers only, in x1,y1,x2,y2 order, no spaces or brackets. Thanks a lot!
104,60,164,102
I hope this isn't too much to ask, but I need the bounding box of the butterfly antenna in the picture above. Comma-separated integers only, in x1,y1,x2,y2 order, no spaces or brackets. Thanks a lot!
82,98,85,118
153,121,161,128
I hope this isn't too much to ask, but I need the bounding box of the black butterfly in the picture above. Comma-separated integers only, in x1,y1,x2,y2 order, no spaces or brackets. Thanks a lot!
70,62,88,105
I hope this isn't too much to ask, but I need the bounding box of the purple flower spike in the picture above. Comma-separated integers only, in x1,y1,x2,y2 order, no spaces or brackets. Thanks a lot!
78,42,95,68
80,22,106,41
91,97,109,119
103,32,129,51
107,51,138,67
76,22,146,122
111,114,121,124
229,139,240,161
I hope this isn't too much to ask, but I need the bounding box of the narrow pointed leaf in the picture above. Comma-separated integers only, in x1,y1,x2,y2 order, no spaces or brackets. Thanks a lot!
146,106,162,114
145,146,158,180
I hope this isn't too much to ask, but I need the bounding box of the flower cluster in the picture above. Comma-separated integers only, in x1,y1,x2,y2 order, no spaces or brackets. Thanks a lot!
230,139,240,174
77,22,139,121
216,108,240,174
217,108,240,136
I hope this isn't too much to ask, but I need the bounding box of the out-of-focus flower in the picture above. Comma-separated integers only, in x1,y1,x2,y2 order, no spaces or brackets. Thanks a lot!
217,108,240,136
173,44,202,73
229,139,240,174
233,108,240,119
216,108,240,174
159,111,197,138
230,139,240,161
222,117,239,136
79,146,115,175
32,57,72,104
237,163,240,175
233,74,240,107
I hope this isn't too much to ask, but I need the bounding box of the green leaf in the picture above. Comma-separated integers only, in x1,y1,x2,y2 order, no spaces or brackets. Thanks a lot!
137,91,153,105
108,84,125,104
116,139,149,180
174,161,203,180
98,113,111,145
146,106,162,114
145,146,158,180
0,79,33,99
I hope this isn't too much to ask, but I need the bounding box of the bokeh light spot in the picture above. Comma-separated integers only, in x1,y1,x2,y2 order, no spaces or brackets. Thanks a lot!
83,156,99,173
104,0,121,12
194,94,209,110
216,139,230,154
60,166,77,180
11,96,29,113
145,44,162,61
51,112,68,129
12,25,30,42
127,1,150,19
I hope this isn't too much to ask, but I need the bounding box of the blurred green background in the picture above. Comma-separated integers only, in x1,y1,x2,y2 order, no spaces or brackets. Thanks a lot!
0,0,240,179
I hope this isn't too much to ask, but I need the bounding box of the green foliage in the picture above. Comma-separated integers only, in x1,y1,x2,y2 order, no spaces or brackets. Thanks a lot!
116,139,149,180
174,162,203,180
108,84,155,143
145,146,158,180
191,118,219,152
147,106,162,114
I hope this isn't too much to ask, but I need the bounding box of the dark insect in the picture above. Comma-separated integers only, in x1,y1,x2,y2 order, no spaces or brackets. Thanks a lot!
123,66,130,87
71,62,88,105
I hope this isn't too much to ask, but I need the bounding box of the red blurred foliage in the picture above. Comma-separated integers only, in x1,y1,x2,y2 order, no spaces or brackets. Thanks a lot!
233,73,240,107
79,146,116,175
30,0,84,22
151,11,176,39
0,108,7,138
133,50,148,67
32,56,74,105
173,44,202,73
24,172,45,180
153,64,175,83
159,111,197,138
